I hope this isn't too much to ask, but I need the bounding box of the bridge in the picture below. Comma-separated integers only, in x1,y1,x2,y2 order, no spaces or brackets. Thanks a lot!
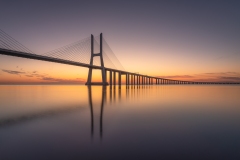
0,29,239,85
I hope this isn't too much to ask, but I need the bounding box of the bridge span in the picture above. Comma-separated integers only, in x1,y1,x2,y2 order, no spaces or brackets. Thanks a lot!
0,31,239,85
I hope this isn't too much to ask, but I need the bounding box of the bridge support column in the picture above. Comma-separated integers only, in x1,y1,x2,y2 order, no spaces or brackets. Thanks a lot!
110,71,112,85
105,70,107,83
137,76,139,85
125,73,127,86
130,74,132,85
128,74,130,85
118,72,121,87
136,75,138,85
86,33,108,85
134,75,135,85
113,72,116,85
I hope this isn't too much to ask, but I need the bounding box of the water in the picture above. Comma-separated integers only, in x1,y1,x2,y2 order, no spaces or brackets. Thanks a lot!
0,85,240,160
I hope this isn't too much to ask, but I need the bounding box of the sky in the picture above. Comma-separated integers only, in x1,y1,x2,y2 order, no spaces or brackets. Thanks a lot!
0,0,240,84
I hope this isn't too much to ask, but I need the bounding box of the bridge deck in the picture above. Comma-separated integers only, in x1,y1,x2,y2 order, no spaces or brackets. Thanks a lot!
0,48,239,84
0,48,135,75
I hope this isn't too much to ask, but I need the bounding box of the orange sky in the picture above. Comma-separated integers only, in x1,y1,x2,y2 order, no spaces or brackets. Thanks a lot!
0,1,240,84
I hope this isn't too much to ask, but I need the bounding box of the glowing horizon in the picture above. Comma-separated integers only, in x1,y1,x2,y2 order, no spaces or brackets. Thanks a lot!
0,1,240,84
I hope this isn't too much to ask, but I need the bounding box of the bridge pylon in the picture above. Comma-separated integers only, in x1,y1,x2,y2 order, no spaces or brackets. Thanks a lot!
85,33,108,85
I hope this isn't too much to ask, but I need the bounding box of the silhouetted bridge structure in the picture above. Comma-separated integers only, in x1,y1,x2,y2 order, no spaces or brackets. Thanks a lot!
0,29,239,85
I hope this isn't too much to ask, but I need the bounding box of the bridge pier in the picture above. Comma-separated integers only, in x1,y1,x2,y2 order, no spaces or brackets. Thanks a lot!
138,76,140,85
85,33,108,85
128,74,130,85
136,75,138,86
125,73,127,85
110,71,112,85
118,72,121,88
133,75,135,85
113,72,116,85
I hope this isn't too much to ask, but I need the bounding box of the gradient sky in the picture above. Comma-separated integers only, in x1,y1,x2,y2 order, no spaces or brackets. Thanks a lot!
0,0,240,84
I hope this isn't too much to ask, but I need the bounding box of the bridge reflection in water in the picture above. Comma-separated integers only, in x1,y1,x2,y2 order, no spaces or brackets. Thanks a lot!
0,84,152,141
87,85,123,140
1,85,240,159
1,84,238,141
0,85,131,139
87,85,155,140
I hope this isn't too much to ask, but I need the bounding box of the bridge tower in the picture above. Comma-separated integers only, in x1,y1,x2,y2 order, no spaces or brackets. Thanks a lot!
85,33,108,85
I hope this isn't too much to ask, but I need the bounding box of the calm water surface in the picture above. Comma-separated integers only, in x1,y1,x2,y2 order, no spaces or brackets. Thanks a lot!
0,85,240,160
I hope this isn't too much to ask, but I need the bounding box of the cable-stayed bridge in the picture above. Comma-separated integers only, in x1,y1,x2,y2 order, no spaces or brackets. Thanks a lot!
0,29,239,85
